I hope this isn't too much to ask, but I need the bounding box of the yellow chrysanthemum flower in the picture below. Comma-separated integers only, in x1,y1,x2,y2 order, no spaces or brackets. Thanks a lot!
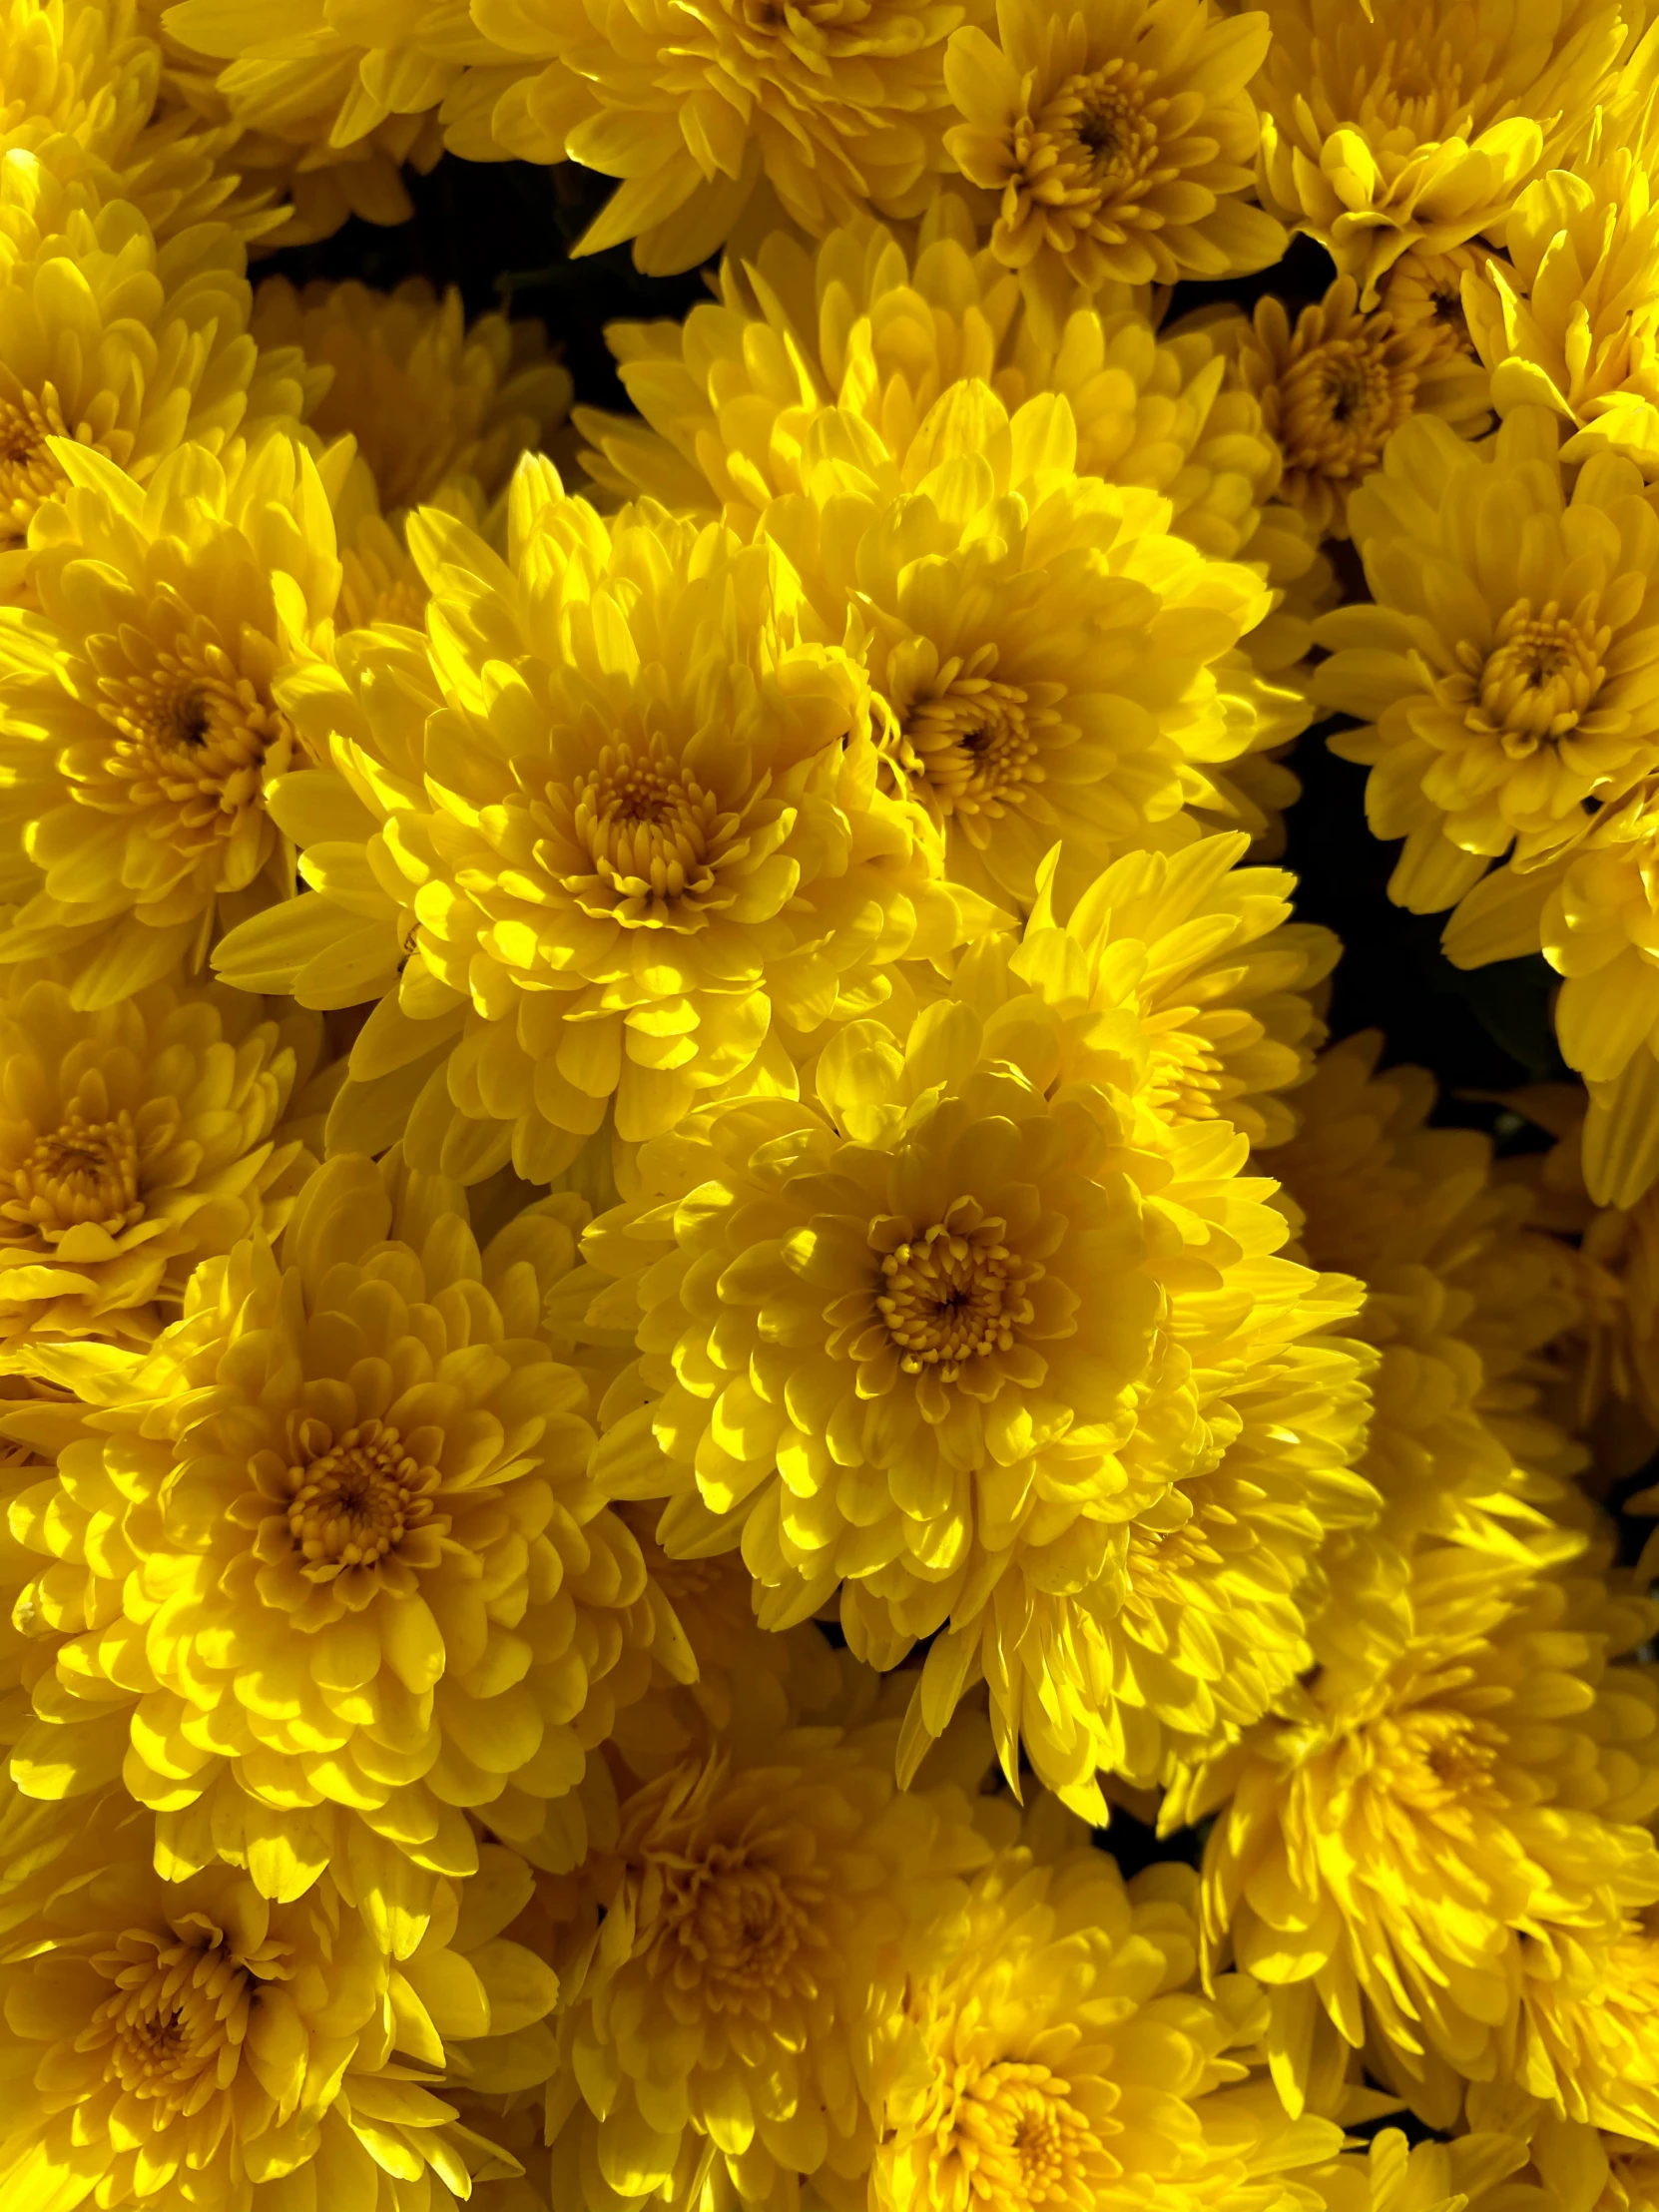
0,1151,679,1931
1179,1541,1659,2131
0,1799,554,2211
0,967,319,1347
1,0,262,245
0,147,294,597
543,1689,992,2212
0,428,346,1007
447,0,973,277
941,0,1287,339
158,0,486,234
1268,1033,1587,1593
214,463,966,1181
1251,0,1631,304
873,1837,1346,2212
251,276,572,516
1508,1920,1659,2150
1465,122,1659,478
577,210,1321,860
584,895,1374,1816
1446,782,1659,1211
576,207,1284,563
753,379,1276,906
981,830,1340,1148
1317,406,1659,918
1227,275,1491,540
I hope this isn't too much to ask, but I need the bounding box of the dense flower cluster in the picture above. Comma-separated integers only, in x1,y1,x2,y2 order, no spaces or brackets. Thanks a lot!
1,1,1656,2208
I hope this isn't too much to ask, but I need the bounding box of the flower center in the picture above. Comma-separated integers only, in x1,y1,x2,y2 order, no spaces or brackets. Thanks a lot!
876,1209,1040,1382
94,631,287,849
894,671,1053,833
86,1933,261,2121
1278,330,1417,481
1452,597,1611,752
0,386,69,541
1032,62,1167,232
1368,1704,1502,1812
656,1841,822,2014
949,2060,1110,2208
286,1419,438,1579
554,741,737,924
4,1108,144,1240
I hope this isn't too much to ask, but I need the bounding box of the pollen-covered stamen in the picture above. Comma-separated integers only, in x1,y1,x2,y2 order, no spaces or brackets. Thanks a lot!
286,1419,439,1579
1448,597,1612,750
876,1207,1041,1382
0,386,70,539
92,626,287,845
947,2060,1112,2208
4,1106,145,1239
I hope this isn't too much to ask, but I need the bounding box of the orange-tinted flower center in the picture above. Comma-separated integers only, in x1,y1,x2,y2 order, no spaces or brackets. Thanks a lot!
4,1106,144,1239
876,1211,1041,1382
287,1418,437,1578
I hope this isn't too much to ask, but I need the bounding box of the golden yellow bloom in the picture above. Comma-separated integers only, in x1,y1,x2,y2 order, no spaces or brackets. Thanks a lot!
0,1152,678,1932
759,379,1276,907
545,1691,991,2212
1465,124,1659,478
874,1840,1346,2212
1,0,262,245
251,276,572,516
1268,1033,1587,1591
1229,276,1491,540
577,207,1284,562
1181,1542,1659,2127
0,1799,554,2211
0,148,293,597
160,0,481,226
942,0,1287,339
1318,406,1659,917
1251,0,1630,305
986,830,1339,1148
215,465,965,1181
450,0,972,277
1509,1921,1659,2149
585,916,1374,1816
137,0,445,247
0,968,318,1347
1446,784,1659,1211
0,429,346,1006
